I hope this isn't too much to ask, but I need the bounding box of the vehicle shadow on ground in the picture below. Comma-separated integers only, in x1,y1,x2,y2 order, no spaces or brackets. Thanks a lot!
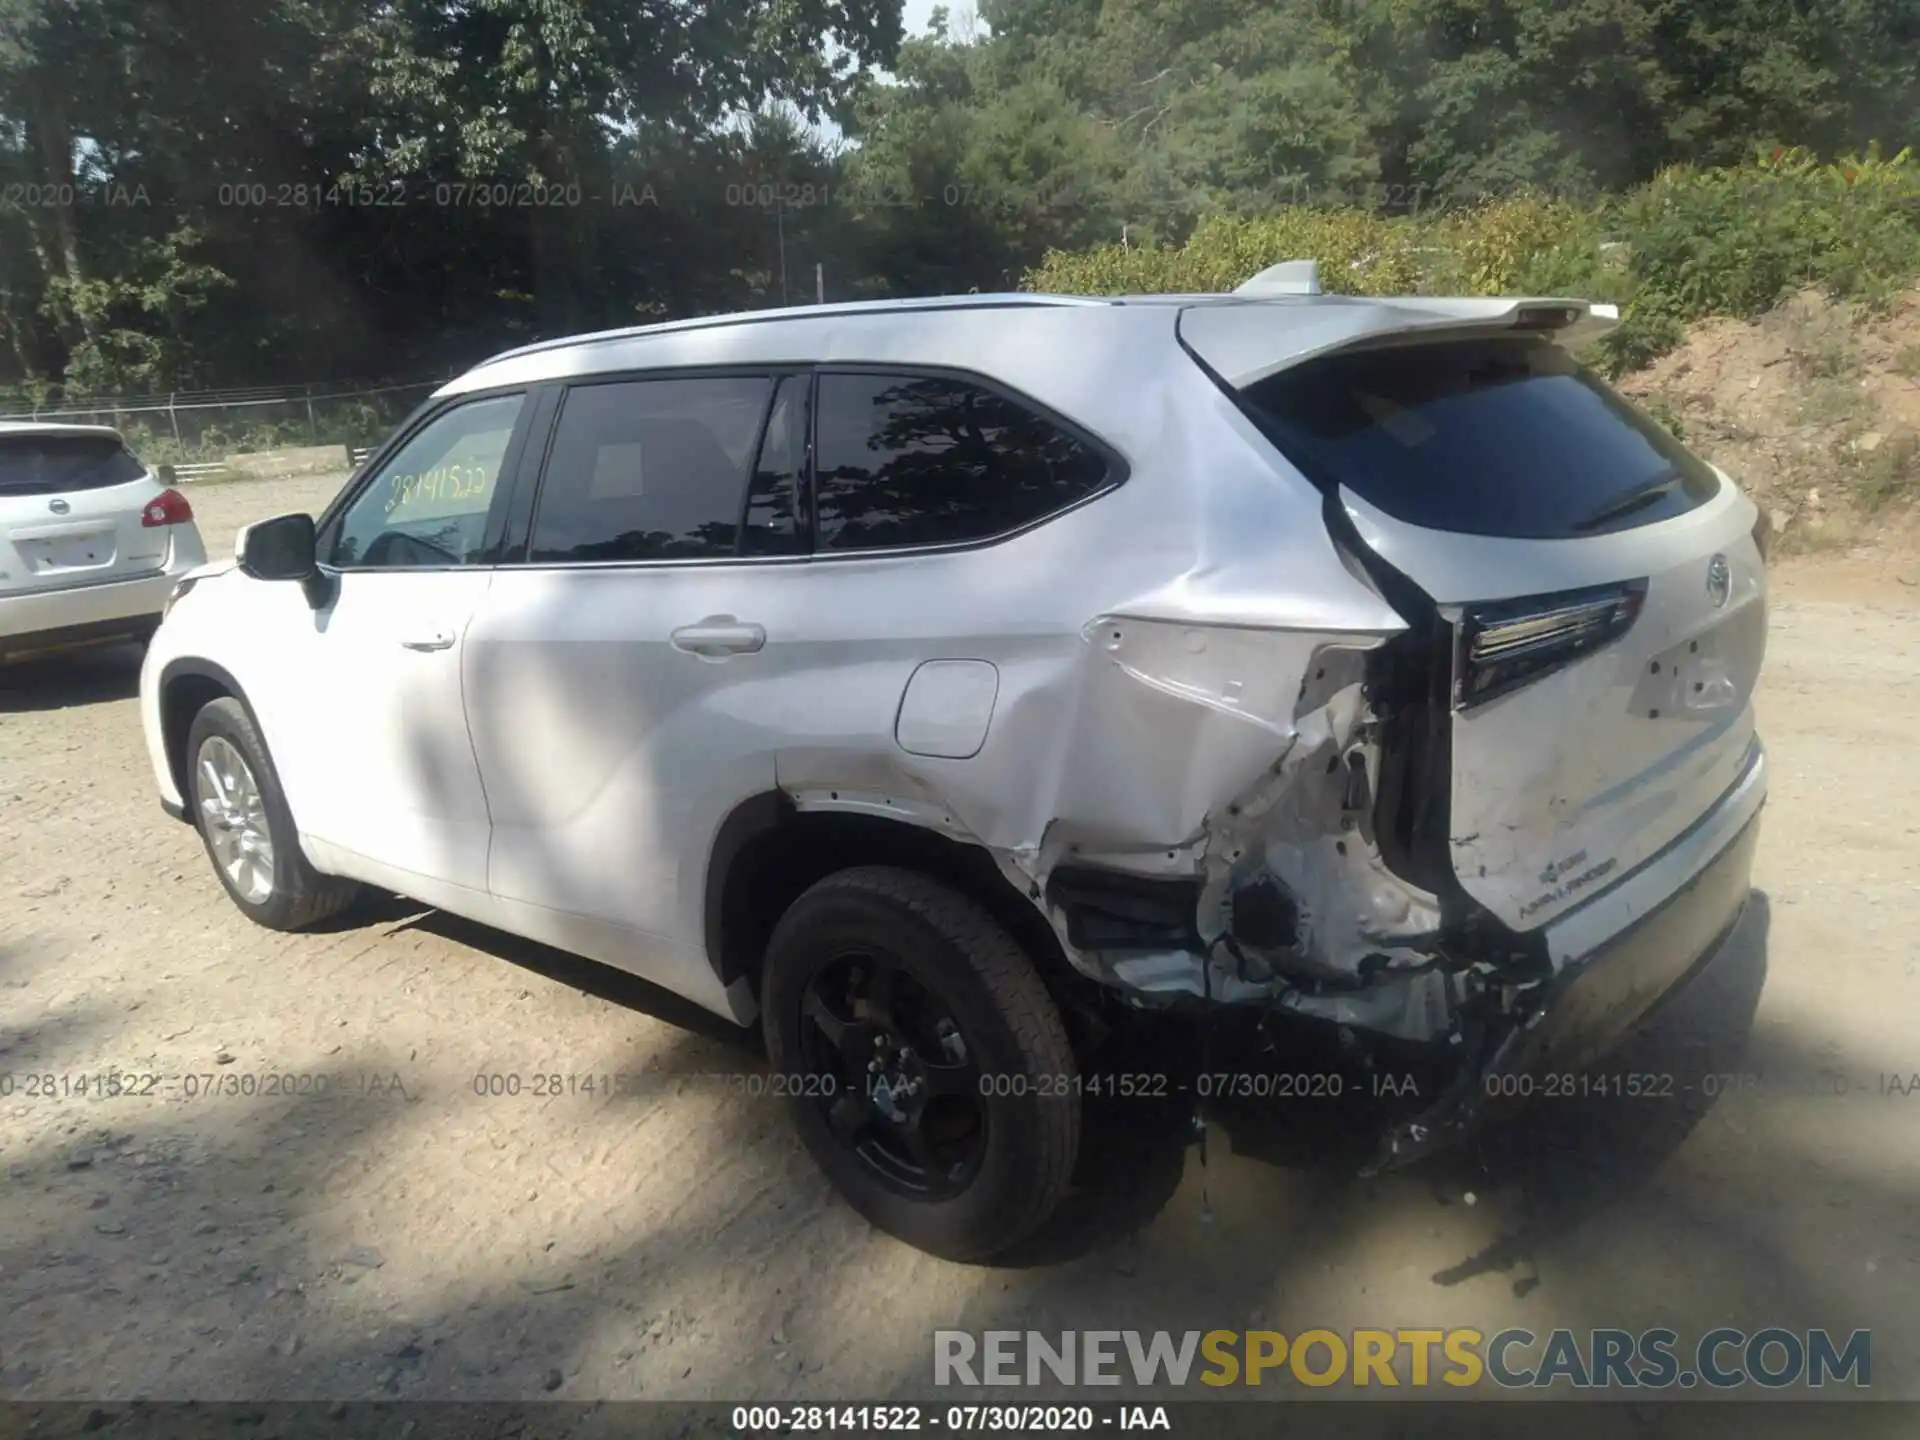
1419,889,1772,1293
327,896,1383,1271
309,886,1774,1278
338,893,764,1054
0,642,145,712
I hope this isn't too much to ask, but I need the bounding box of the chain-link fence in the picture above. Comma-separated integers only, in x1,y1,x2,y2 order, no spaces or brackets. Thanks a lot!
0,379,448,465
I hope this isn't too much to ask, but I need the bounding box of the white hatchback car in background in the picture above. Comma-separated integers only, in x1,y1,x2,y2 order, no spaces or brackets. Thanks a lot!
0,422,206,662
140,271,1769,1260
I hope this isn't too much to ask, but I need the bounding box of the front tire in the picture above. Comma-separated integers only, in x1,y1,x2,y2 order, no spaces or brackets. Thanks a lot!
186,696,360,931
762,866,1080,1261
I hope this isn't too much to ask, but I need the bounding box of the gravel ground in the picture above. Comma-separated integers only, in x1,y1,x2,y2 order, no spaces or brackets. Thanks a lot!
2,473,1917,1403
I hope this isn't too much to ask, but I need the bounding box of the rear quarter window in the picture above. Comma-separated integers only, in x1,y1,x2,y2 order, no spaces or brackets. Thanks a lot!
812,371,1115,552
1236,337,1722,539
0,435,147,497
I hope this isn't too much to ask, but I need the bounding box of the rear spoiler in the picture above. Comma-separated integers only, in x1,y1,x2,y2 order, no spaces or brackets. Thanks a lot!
1179,291,1623,389
1373,295,1621,351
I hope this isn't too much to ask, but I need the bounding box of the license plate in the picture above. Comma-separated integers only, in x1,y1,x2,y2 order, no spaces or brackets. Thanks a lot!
22,531,114,570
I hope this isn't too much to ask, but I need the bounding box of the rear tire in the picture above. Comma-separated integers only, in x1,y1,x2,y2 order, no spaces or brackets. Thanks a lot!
185,696,360,931
762,866,1079,1261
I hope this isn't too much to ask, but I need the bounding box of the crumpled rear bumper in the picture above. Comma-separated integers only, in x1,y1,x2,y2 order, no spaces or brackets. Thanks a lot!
1367,800,1764,1172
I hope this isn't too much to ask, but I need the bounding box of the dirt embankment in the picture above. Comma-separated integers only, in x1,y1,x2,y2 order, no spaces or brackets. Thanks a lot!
1617,289,1920,572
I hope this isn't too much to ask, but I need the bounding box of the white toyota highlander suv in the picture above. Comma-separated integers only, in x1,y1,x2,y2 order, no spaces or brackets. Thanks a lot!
140,268,1769,1259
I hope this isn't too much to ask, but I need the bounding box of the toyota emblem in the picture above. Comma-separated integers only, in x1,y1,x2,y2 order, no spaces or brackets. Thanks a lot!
48,498,70,515
1705,553,1731,608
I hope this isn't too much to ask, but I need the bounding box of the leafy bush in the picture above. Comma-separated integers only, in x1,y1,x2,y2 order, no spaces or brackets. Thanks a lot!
1025,146,1920,375
1030,208,1431,296
1429,195,1596,293
1612,144,1920,325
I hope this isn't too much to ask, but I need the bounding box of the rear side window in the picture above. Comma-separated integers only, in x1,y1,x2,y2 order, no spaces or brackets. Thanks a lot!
0,435,146,496
1236,338,1721,539
529,376,777,562
812,372,1113,552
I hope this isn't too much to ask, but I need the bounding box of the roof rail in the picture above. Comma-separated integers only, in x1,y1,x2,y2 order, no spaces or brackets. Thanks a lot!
471,293,1105,372
1234,260,1322,297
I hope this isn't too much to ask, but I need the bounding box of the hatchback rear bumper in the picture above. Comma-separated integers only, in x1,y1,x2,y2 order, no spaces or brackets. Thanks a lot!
1370,744,1766,1169
0,545,199,653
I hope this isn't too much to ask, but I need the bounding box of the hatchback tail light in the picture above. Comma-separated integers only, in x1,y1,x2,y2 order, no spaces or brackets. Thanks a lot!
1454,581,1647,709
142,488,194,527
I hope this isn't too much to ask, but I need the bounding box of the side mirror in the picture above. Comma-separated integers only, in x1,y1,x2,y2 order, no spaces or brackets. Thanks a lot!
237,512,335,609
236,513,317,581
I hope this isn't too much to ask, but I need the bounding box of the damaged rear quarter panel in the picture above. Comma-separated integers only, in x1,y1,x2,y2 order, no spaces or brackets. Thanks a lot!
1023,618,1455,1037
769,334,1451,1024
781,610,1453,1028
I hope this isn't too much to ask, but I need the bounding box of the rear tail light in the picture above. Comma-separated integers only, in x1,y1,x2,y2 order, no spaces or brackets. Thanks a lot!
142,488,193,527
1454,581,1647,710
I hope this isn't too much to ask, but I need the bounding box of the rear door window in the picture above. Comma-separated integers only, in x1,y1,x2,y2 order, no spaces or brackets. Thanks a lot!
1234,337,1721,539
528,375,776,562
0,435,146,496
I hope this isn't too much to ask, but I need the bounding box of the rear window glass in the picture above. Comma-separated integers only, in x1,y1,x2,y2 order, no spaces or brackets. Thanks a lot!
0,435,146,497
1236,338,1721,539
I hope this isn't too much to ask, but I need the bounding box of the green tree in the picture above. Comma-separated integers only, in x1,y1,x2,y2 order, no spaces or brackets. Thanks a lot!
341,0,902,332
0,0,360,392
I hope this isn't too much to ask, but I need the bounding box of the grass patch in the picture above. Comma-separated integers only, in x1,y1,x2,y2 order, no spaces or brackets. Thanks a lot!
1799,378,1871,427
1847,433,1920,510
1640,392,1689,441
1778,300,1870,427
1787,324,1859,381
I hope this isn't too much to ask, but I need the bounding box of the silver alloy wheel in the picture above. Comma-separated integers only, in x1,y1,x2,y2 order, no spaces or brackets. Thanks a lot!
195,735,275,904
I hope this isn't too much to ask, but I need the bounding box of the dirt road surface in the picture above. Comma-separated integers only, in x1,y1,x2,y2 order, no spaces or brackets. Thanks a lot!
3,474,1917,1404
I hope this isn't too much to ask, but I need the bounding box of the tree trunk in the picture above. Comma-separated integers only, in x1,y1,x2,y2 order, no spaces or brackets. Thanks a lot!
0,299,40,381
530,129,582,336
21,96,97,349
529,204,575,337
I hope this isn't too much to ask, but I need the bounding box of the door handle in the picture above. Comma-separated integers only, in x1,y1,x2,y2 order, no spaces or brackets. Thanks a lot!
671,616,766,657
400,631,456,652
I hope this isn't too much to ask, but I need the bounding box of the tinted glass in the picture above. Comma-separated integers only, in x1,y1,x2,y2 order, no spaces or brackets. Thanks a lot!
0,435,147,496
1238,338,1720,539
741,375,806,557
530,376,772,562
812,373,1112,552
330,394,526,568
